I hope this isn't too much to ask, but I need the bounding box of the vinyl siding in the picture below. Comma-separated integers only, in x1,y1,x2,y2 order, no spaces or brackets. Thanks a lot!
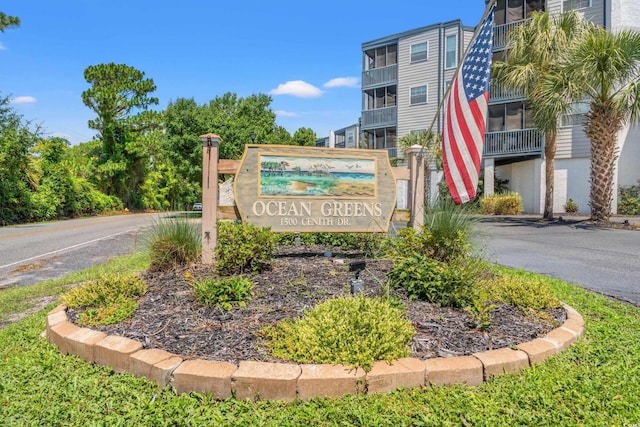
396,23,473,138
549,0,604,26
397,28,443,137
556,126,590,159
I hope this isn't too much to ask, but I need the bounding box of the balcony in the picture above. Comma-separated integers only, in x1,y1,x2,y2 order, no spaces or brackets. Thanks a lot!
490,80,525,102
362,64,398,89
493,21,530,50
361,106,397,130
483,128,544,158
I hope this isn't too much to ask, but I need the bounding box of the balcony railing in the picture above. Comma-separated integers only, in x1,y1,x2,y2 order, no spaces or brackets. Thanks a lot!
483,128,544,158
493,20,530,50
489,80,525,102
362,64,398,88
361,106,397,129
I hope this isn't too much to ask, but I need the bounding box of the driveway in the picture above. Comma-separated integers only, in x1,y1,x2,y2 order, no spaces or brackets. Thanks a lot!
477,216,640,307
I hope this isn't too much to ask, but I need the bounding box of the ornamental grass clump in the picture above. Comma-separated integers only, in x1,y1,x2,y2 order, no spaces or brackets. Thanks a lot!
147,218,201,271
261,295,415,371
61,273,147,326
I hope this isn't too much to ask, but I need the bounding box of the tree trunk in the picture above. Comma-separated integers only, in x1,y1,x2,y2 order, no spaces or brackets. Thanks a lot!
543,130,557,219
585,106,623,222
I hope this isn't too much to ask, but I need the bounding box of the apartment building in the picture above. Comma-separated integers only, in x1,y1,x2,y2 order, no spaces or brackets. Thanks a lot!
358,0,640,213
315,123,360,149
486,0,640,213
360,21,475,162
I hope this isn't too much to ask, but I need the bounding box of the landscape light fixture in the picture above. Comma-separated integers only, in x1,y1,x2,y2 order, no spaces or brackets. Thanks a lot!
250,131,256,143
349,260,366,295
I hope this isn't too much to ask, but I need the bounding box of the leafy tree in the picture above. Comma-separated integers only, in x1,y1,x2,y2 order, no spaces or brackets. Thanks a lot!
31,138,74,219
291,127,317,146
67,140,101,181
556,26,640,221
0,12,20,32
265,125,292,145
81,63,160,209
0,94,40,224
206,92,277,159
161,97,213,209
492,11,588,219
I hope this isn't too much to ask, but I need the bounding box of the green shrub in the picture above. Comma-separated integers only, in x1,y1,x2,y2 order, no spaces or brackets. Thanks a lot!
261,295,414,371
30,185,62,221
274,232,389,257
465,294,497,331
147,218,201,271
78,298,139,326
62,273,147,308
480,193,523,215
476,273,561,310
619,181,640,215
192,276,254,311
387,254,475,307
564,198,579,213
390,226,469,263
389,212,473,264
61,273,147,326
215,222,274,274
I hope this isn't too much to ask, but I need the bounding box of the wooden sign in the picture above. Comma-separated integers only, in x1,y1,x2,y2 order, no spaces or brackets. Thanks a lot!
234,145,397,232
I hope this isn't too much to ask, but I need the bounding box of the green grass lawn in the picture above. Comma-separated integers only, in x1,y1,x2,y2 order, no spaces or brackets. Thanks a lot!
1,258,639,426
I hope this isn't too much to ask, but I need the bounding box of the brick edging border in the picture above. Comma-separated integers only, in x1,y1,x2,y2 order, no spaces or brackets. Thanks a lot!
45,303,583,401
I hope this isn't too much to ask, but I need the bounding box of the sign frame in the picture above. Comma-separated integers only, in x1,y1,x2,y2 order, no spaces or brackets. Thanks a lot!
234,145,397,233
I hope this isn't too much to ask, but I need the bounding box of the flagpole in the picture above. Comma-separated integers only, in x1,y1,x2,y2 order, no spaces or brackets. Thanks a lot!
420,0,497,152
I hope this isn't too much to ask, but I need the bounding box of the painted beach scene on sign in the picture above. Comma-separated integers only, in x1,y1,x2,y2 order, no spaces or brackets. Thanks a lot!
259,155,376,198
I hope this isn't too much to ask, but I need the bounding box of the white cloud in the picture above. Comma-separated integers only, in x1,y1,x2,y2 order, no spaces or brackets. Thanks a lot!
269,80,323,98
0,42,5,50
324,77,359,88
11,96,37,104
275,110,299,117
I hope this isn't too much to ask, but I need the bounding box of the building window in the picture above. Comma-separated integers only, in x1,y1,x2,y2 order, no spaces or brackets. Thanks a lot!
366,127,397,151
495,0,545,25
346,130,354,145
563,0,591,11
488,101,531,131
364,44,398,70
410,42,428,62
445,35,457,69
561,102,589,127
410,86,428,105
364,86,397,110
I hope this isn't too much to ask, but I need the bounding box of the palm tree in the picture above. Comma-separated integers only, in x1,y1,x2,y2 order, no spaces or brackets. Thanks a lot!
492,11,589,219
558,27,640,221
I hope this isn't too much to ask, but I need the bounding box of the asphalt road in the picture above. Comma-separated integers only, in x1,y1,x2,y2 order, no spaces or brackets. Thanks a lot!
477,217,640,307
0,213,166,288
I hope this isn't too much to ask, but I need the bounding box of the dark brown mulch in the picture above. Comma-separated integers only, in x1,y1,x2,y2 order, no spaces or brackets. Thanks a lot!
68,245,566,365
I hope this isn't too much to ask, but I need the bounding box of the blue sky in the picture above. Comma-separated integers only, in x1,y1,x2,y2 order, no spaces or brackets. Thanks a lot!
1,1,485,145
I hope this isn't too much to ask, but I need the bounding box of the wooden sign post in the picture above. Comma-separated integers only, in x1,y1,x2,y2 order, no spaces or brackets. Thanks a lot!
199,133,221,265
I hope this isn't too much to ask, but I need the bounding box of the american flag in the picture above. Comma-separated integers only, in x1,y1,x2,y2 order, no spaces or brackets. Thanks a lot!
442,5,495,204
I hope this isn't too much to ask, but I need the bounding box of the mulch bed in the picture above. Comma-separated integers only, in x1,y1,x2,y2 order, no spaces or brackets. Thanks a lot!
68,245,566,365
